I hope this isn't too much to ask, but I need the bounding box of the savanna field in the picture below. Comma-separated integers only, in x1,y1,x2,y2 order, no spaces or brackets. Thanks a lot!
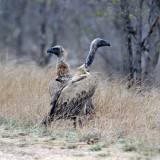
0,0,159,159
0,62,160,160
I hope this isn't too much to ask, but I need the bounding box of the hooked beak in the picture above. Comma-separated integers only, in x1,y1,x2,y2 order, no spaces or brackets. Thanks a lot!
101,40,110,47
94,38,111,48
47,47,59,56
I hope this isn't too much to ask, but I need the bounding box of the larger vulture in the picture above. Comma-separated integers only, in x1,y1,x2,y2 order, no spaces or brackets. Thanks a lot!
43,38,110,127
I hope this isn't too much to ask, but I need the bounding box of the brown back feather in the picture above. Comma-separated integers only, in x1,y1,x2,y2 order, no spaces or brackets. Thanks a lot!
52,75,99,119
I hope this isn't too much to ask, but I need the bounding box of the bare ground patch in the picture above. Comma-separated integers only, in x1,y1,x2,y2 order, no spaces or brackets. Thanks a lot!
0,125,159,160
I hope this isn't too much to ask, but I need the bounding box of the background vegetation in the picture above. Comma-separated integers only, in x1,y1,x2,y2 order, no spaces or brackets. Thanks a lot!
0,0,159,82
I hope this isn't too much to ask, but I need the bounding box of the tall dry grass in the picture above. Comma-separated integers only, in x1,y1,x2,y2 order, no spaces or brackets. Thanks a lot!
0,62,55,124
0,62,160,144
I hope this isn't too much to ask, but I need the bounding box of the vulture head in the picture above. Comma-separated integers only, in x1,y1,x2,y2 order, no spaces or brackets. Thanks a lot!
47,46,65,57
85,38,110,68
91,38,110,50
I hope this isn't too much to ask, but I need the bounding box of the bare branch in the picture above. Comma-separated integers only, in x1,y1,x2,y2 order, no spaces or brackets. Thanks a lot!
141,16,159,50
152,51,160,69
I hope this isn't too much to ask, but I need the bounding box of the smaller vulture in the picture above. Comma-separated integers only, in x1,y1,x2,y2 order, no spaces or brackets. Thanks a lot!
48,46,72,97
43,38,110,127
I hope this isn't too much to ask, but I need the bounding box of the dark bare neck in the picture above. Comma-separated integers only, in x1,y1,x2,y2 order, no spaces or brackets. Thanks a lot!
84,46,97,68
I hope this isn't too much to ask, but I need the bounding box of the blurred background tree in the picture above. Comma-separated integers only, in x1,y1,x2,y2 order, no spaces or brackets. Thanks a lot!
0,0,160,88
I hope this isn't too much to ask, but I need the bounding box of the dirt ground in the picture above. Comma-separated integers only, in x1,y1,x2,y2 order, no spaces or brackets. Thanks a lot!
0,131,159,160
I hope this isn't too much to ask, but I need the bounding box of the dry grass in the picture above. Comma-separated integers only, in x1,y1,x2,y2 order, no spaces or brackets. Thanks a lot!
0,62,160,148
0,62,54,124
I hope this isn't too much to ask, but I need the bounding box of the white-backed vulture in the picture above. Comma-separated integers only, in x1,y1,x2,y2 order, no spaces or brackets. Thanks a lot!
48,46,72,97
43,38,110,127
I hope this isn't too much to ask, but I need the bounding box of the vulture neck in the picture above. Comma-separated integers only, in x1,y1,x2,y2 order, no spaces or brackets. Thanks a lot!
84,45,97,69
56,53,71,79
56,55,69,70
57,56,65,64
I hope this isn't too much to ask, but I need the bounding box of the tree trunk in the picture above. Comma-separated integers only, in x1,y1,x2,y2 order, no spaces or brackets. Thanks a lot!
37,1,51,67
121,0,134,88
134,0,143,90
143,0,160,89
15,0,27,58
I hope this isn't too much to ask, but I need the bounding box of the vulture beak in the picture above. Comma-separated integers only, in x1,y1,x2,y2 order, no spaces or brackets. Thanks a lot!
101,40,110,47
47,47,60,56
92,38,111,48
97,39,110,48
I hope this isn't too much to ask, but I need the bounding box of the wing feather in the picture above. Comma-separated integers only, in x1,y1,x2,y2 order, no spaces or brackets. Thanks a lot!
48,80,60,97
53,75,99,119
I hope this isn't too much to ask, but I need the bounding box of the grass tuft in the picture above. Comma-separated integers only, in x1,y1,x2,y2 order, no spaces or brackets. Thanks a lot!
123,144,137,152
67,143,77,149
97,153,111,157
73,153,85,157
89,145,102,151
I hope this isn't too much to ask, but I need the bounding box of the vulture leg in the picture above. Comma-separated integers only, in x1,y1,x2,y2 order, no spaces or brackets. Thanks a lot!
71,117,77,128
42,115,53,127
71,117,83,128
69,101,86,128
70,100,95,128
85,99,96,115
